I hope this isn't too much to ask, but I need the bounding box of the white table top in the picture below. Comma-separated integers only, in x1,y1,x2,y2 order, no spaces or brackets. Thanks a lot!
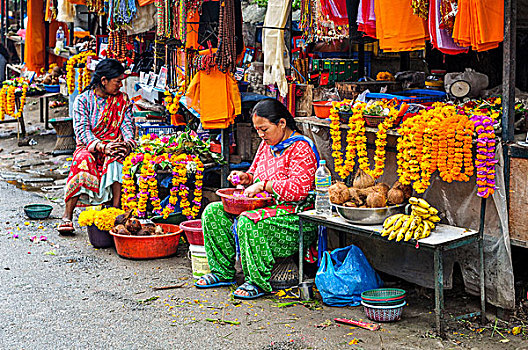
299,210,479,249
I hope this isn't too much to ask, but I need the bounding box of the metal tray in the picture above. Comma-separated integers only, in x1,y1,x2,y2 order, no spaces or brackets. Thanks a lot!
334,204,406,225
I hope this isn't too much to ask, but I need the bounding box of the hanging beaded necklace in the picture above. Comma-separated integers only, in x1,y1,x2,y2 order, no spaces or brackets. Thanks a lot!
216,0,236,73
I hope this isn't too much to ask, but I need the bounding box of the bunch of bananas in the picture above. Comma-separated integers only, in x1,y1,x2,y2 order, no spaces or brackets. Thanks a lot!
381,197,441,242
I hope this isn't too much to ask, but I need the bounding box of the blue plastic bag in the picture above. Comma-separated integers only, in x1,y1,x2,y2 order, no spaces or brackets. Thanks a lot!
315,245,383,307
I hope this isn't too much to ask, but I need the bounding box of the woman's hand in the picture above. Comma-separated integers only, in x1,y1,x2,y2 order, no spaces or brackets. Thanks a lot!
243,182,265,198
228,171,251,186
105,141,128,158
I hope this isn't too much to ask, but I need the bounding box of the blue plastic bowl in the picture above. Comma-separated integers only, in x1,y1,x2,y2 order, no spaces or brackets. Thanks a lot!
43,84,60,93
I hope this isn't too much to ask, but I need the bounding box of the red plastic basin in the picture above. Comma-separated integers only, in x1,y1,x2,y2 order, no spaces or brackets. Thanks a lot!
216,188,273,216
110,223,182,260
179,219,204,246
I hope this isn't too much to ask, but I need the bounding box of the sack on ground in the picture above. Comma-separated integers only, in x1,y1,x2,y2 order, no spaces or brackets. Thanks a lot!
315,245,382,307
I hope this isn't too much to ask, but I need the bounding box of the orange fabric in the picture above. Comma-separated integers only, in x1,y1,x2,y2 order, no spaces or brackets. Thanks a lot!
68,0,86,4
185,67,241,129
374,0,428,52
137,0,154,5
48,21,70,68
453,0,503,52
25,0,46,72
186,11,200,49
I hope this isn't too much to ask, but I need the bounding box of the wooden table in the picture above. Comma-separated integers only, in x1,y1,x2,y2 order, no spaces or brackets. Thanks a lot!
38,92,63,130
297,210,486,337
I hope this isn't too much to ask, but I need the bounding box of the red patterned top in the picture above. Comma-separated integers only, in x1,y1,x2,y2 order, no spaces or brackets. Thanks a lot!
248,140,318,202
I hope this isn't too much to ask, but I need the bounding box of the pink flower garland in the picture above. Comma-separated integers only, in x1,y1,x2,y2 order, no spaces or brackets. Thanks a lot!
471,115,497,198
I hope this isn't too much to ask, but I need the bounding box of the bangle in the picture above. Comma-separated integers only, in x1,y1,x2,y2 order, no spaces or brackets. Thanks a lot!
263,180,269,191
103,143,107,154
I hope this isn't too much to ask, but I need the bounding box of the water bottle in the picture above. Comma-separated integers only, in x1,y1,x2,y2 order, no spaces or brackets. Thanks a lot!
56,27,65,50
315,160,332,217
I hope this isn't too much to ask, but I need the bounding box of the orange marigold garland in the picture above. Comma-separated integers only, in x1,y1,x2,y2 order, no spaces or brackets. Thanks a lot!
0,78,29,121
66,51,95,94
397,104,474,193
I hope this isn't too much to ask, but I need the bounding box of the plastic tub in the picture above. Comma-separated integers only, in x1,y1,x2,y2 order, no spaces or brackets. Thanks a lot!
313,101,333,119
24,204,53,219
86,224,114,248
189,244,210,278
179,219,204,246
216,188,273,216
43,84,60,93
110,224,182,259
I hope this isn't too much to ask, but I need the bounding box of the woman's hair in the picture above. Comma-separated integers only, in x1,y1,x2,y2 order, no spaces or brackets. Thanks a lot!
84,58,125,92
251,98,300,132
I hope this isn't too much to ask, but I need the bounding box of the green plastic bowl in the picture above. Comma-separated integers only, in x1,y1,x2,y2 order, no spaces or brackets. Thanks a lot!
24,204,53,220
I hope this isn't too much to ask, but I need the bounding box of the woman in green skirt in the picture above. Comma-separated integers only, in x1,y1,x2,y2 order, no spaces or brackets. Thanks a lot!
196,99,319,299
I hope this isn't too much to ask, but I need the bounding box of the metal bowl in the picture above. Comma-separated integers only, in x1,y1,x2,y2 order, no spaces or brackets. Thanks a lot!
333,204,406,225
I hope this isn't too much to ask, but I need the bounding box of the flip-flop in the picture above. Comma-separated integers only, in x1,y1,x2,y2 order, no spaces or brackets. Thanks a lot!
232,282,267,300
194,273,236,289
57,219,75,236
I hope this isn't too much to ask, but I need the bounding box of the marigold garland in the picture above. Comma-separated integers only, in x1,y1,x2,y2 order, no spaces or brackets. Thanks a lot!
0,78,29,121
78,207,125,231
66,51,95,94
122,150,204,219
471,113,498,198
329,99,400,180
397,104,475,193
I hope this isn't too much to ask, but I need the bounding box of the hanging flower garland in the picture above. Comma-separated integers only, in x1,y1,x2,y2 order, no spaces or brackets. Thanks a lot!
329,99,400,180
471,114,498,198
66,51,95,94
0,78,29,121
397,104,475,193
122,150,204,219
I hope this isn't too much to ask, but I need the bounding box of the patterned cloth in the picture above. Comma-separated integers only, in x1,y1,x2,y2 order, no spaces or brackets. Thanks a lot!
65,90,135,203
202,137,319,292
202,202,317,292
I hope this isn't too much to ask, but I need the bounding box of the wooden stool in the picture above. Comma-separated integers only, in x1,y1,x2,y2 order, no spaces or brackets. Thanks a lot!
49,118,75,155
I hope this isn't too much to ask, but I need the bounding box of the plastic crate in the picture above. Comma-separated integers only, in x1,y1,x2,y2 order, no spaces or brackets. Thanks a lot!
137,122,183,137
365,89,446,105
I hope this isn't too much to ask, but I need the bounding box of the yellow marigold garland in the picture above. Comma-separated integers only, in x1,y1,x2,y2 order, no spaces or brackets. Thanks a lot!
122,151,204,219
66,51,95,94
78,208,124,231
0,78,29,121
329,100,399,180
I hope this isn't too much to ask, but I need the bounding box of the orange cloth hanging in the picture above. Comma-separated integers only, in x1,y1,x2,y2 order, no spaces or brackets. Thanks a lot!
453,0,504,52
185,66,241,129
25,0,46,73
68,0,87,4
186,11,199,49
374,0,428,52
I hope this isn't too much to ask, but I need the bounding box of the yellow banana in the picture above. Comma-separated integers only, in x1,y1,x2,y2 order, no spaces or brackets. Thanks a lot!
405,216,422,241
411,205,430,216
428,215,441,223
388,229,399,241
414,222,424,240
400,215,413,233
383,214,404,229
416,198,431,209
392,215,406,230
396,230,405,242
408,197,419,205
420,221,431,239
381,225,395,237
428,207,439,215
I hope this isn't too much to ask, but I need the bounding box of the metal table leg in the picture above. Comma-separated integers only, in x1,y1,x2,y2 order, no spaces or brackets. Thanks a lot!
39,96,44,123
298,217,304,285
45,96,50,130
479,235,486,324
434,248,445,337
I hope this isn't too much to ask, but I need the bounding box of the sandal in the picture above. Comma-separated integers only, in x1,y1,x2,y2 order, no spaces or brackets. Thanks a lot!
232,282,267,300
194,273,236,289
57,219,75,236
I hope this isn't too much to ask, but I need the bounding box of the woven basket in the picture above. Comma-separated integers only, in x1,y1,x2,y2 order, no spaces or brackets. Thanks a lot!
361,301,406,322
363,114,403,128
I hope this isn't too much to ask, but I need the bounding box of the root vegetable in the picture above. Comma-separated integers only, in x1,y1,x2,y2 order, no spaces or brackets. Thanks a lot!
329,182,350,205
387,188,405,205
353,169,375,189
374,183,390,196
366,192,387,208
392,181,413,199
343,201,358,208
125,218,142,234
